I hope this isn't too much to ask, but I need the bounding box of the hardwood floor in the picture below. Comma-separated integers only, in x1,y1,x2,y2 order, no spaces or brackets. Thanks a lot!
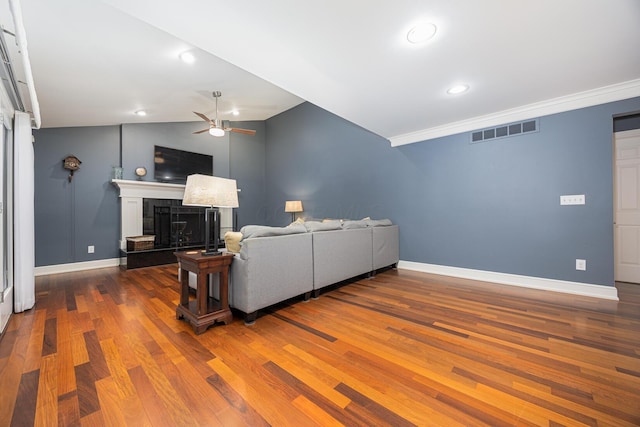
1,265,639,426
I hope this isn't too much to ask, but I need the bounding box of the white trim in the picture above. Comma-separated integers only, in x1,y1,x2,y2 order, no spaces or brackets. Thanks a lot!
35,258,120,277
390,79,640,147
9,0,41,128
398,261,619,301
111,179,185,199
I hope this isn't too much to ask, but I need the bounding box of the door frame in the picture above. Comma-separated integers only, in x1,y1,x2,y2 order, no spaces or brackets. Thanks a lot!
613,128,640,284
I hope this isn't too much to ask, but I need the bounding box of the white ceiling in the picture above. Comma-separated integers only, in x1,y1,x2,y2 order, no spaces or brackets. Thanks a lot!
6,0,640,145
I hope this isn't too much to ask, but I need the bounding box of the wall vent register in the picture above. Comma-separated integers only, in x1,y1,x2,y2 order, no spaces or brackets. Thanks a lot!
471,119,539,143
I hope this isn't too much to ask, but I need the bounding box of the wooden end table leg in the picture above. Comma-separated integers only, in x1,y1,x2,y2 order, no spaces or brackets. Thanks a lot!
197,270,208,316
177,266,190,319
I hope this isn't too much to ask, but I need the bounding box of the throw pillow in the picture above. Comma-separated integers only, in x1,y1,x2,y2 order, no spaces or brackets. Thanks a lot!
224,231,243,253
288,217,305,227
342,219,368,229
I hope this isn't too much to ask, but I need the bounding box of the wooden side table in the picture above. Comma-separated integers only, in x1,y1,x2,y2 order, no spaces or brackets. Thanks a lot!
174,251,234,334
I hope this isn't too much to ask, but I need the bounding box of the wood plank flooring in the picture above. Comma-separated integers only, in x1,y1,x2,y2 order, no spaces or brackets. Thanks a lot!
1,265,639,426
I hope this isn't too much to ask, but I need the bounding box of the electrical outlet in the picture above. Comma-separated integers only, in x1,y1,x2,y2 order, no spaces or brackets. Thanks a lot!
576,259,586,271
88,245,95,254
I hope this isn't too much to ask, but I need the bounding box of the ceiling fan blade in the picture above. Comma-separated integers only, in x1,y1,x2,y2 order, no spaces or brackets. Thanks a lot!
192,128,210,134
193,111,213,124
228,127,256,136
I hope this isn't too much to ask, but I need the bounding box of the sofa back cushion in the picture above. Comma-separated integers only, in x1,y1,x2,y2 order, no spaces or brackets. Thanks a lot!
240,223,307,240
303,221,342,232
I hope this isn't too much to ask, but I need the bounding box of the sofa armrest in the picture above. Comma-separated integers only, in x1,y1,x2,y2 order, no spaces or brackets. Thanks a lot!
373,225,399,270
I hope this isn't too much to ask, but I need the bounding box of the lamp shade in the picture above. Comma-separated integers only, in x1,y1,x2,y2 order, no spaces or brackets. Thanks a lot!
182,174,239,208
284,200,303,213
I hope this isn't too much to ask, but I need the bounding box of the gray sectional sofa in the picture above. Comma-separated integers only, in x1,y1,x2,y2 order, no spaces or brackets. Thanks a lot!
228,221,399,324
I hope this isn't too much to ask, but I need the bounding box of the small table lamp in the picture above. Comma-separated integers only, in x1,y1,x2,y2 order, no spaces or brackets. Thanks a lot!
182,174,239,256
285,200,303,222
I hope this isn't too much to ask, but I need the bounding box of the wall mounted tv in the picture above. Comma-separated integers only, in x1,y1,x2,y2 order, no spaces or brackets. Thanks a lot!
154,145,213,183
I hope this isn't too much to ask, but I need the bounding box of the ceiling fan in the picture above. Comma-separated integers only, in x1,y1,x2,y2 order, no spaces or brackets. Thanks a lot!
193,91,256,137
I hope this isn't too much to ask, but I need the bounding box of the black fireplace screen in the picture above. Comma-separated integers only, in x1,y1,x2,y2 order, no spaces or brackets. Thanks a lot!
142,199,219,249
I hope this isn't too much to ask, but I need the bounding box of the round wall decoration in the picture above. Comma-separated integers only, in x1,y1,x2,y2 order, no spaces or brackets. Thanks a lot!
135,167,147,179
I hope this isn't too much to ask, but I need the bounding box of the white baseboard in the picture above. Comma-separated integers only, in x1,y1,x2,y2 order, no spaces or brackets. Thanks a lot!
398,261,619,301
35,258,121,276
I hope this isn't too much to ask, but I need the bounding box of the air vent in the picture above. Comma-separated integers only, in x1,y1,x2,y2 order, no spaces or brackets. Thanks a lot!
471,119,539,143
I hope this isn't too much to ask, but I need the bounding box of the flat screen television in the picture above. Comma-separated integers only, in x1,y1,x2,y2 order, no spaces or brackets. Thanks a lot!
153,145,213,183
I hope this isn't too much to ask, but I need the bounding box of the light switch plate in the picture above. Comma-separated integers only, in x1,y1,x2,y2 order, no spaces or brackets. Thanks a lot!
576,259,586,271
561,194,585,205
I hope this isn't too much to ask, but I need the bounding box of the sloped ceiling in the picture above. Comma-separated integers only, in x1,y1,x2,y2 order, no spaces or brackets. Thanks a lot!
14,0,640,146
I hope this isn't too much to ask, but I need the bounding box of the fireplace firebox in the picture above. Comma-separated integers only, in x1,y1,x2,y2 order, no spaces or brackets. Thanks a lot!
142,198,220,250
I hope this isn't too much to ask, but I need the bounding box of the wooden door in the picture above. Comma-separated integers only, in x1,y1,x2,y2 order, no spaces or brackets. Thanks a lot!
615,129,640,283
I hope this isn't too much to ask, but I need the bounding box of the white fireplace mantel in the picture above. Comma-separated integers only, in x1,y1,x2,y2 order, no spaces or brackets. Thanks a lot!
112,179,186,200
111,179,232,251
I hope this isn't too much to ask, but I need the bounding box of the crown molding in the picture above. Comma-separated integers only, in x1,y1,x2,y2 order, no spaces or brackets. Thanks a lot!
390,78,640,147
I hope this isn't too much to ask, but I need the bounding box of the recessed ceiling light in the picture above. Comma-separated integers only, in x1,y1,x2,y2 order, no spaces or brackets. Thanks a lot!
135,110,147,116
231,110,239,116
447,84,469,95
179,51,195,64
407,23,437,44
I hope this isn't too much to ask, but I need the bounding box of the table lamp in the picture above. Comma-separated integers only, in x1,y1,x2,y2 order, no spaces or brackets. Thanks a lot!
182,174,239,256
285,200,303,222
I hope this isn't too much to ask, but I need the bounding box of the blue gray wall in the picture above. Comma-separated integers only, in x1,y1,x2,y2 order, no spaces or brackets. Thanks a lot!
265,98,640,287
265,103,403,224
34,126,121,265
229,121,268,227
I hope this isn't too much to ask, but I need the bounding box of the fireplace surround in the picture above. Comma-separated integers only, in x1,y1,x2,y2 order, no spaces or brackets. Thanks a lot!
112,179,233,266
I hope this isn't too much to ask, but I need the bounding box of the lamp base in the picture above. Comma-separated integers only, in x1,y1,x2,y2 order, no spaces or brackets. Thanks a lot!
202,249,221,256
203,207,221,256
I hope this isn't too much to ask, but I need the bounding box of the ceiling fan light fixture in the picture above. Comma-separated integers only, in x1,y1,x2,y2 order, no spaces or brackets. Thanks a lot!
209,127,225,137
407,23,437,44
193,91,255,137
